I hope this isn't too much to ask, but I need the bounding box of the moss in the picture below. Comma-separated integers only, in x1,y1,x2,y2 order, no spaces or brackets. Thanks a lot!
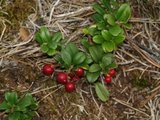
1,0,36,32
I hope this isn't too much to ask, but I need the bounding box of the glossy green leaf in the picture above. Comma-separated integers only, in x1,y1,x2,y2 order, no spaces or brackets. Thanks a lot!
102,53,114,66
47,40,57,49
102,41,115,52
5,92,17,106
73,52,86,65
116,3,131,23
89,45,104,63
92,14,104,23
101,0,111,10
17,94,33,109
40,43,49,53
81,38,91,49
95,82,109,102
109,25,122,36
113,34,125,45
89,64,101,73
101,30,112,41
104,14,115,25
9,112,21,120
47,49,56,56
97,21,106,30
65,43,79,58
123,23,132,29
92,3,106,15
51,32,62,42
86,72,100,83
35,27,50,44
93,35,104,44
0,101,10,110
88,25,99,36
85,56,93,64
61,50,72,66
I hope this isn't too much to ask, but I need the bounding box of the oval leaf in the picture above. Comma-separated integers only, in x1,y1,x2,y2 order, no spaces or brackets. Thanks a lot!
95,82,109,102
113,34,125,45
101,30,112,41
51,32,62,42
92,3,106,15
102,41,115,52
65,43,79,58
61,50,72,66
40,43,49,53
73,52,86,65
5,92,18,105
93,35,104,44
104,14,115,25
109,25,122,36
89,64,101,73
102,53,114,66
86,72,100,83
116,3,131,23
89,45,104,63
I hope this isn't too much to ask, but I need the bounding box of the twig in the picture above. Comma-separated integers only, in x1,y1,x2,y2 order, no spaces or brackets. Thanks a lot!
112,98,150,117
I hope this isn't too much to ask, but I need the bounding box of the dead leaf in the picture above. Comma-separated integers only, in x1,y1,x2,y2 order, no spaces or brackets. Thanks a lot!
19,27,30,41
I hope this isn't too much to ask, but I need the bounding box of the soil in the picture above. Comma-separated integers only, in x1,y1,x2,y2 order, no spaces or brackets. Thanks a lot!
0,0,160,120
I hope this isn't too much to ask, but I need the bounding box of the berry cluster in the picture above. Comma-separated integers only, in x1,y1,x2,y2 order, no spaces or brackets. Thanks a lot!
104,69,116,84
42,64,85,92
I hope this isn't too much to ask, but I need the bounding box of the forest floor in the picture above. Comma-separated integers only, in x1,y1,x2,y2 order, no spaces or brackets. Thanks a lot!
0,0,160,120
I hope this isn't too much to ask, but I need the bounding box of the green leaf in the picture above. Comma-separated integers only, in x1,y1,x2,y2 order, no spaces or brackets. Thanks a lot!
51,32,62,42
47,40,58,49
9,112,21,120
17,94,33,109
47,49,56,56
61,49,72,66
97,21,106,30
92,3,106,15
65,43,79,58
89,45,104,63
102,53,114,66
109,25,122,36
101,0,111,10
113,34,125,45
35,27,50,44
73,52,86,65
123,23,132,29
35,33,43,44
84,56,93,64
95,82,109,102
92,14,104,24
88,25,99,36
101,30,112,41
81,38,91,49
5,92,18,106
93,35,104,44
104,14,115,25
116,3,131,23
86,72,100,83
0,101,10,110
102,41,115,52
89,64,101,73
40,43,49,53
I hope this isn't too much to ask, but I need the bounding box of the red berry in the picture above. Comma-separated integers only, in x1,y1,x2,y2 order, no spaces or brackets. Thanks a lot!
65,82,75,92
42,64,54,76
75,68,84,77
104,76,112,84
109,69,116,77
56,72,68,84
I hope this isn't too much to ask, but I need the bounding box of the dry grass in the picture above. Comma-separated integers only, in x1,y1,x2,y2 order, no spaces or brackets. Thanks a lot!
0,0,160,120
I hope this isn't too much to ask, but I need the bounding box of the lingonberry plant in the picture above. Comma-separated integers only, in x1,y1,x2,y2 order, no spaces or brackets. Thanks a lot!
0,92,38,120
35,0,131,102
